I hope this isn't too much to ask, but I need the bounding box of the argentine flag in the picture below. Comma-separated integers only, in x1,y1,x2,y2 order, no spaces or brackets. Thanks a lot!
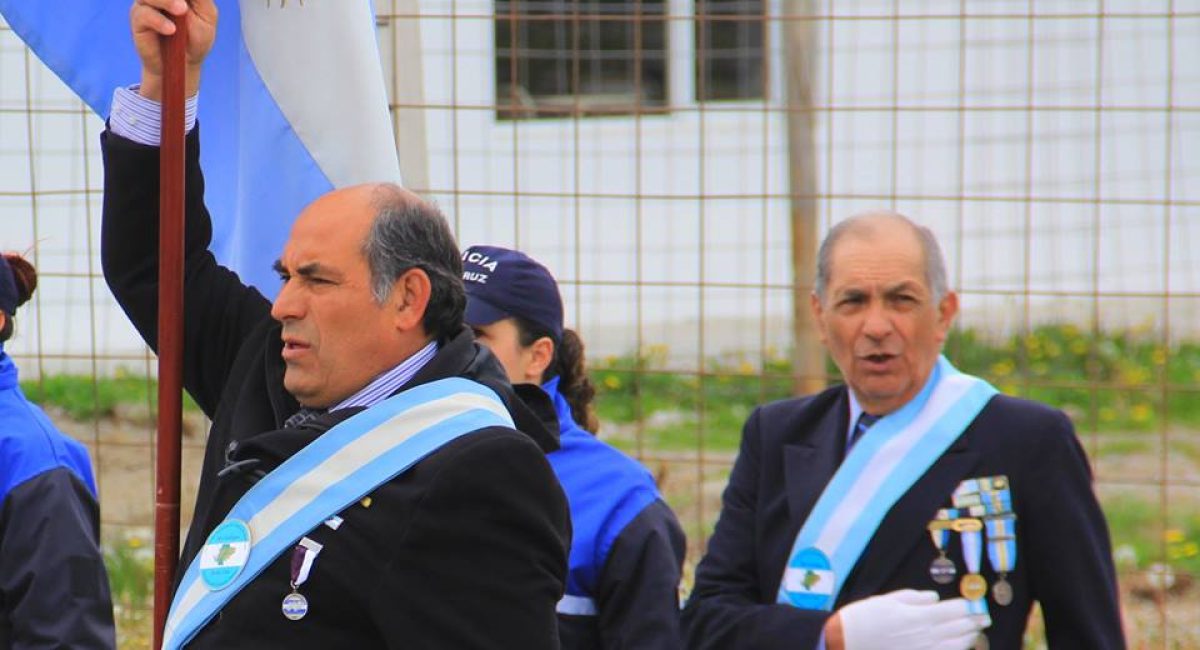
0,0,403,296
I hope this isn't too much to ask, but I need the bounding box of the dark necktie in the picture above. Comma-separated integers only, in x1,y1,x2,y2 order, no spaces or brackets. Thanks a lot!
283,407,325,429
847,412,880,454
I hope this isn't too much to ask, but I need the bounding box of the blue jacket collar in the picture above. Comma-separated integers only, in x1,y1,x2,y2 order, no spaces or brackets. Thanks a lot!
540,376,578,435
0,346,16,390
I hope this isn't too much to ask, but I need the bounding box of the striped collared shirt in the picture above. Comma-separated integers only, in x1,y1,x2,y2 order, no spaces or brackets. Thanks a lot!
330,340,439,412
109,86,198,146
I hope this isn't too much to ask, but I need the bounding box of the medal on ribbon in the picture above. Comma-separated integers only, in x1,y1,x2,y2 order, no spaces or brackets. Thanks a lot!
282,537,323,621
957,518,988,602
985,514,1017,606
927,510,957,585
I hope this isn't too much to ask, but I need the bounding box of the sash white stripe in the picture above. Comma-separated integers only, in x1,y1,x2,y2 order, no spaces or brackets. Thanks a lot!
815,375,975,553
557,595,598,616
247,393,507,539
165,580,208,643
163,389,510,647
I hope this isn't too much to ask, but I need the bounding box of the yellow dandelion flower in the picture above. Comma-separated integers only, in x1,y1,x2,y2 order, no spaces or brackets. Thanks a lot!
1165,529,1186,544
128,536,144,549
604,375,622,390
1045,341,1062,359
1167,542,1198,561
1151,348,1167,366
1120,367,1150,386
990,361,1014,378
1131,403,1153,423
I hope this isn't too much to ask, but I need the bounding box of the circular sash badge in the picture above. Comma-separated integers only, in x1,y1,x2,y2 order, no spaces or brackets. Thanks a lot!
782,547,835,609
199,519,252,591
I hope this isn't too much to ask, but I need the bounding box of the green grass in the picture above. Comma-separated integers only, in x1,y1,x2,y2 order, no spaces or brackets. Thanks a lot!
1103,496,1200,576
20,372,200,420
104,536,153,610
593,324,1200,455
103,536,153,650
21,325,1197,438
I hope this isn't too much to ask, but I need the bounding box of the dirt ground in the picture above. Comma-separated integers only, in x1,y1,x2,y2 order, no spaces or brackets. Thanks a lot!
53,407,1200,649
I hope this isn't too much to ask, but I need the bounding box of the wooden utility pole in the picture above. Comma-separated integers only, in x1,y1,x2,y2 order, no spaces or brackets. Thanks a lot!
783,1,826,395
386,0,430,192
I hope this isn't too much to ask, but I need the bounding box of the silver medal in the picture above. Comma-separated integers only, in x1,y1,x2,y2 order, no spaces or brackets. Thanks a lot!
282,591,309,621
930,556,957,585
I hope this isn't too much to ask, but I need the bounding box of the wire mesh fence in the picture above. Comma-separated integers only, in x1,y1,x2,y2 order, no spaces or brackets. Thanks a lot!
2,0,1198,646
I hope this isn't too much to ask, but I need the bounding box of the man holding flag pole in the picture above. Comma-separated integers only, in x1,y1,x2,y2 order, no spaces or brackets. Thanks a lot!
96,1,571,647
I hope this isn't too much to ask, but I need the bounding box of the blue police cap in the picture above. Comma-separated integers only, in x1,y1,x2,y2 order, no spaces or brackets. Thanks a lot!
461,245,563,342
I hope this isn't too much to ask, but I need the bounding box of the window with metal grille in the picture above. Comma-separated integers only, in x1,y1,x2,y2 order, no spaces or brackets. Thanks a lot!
695,0,764,101
494,0,668,119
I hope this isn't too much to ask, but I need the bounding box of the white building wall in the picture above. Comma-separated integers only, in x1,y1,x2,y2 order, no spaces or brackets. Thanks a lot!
1,2,1198,374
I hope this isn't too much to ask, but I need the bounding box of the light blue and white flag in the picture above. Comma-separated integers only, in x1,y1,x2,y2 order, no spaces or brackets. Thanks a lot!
0,0,402,296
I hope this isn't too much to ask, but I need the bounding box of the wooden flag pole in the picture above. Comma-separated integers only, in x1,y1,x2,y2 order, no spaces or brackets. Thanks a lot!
154,10,188,649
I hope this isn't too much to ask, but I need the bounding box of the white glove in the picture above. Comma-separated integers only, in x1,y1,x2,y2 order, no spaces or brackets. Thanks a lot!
838,589,989,650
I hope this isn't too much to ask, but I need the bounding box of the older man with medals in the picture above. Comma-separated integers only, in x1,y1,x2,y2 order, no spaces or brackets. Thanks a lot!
682,212,1124,649
99,2,570,647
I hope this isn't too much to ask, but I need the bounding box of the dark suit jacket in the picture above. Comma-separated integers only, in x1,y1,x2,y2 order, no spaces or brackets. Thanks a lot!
100,127,571,648
682,384,1125,649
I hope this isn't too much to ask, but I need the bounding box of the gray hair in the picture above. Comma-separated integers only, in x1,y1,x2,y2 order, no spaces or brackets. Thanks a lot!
814,211,948,303
362,185,465,341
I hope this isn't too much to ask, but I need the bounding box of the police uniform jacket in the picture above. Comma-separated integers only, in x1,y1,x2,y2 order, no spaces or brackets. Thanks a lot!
681,384,1125,650
542,377,686,650
0,350,115,650
100,127,571,649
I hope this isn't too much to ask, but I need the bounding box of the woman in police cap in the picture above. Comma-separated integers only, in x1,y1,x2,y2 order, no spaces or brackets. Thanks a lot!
0,251,115,649
462,244,686,650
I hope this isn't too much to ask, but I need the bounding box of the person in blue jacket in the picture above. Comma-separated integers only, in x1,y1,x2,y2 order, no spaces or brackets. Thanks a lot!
0,252,115,649
462,245,686,649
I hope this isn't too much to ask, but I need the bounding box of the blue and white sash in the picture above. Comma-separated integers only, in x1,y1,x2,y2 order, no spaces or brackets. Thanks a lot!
162,377,515,649
776,356,997,610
